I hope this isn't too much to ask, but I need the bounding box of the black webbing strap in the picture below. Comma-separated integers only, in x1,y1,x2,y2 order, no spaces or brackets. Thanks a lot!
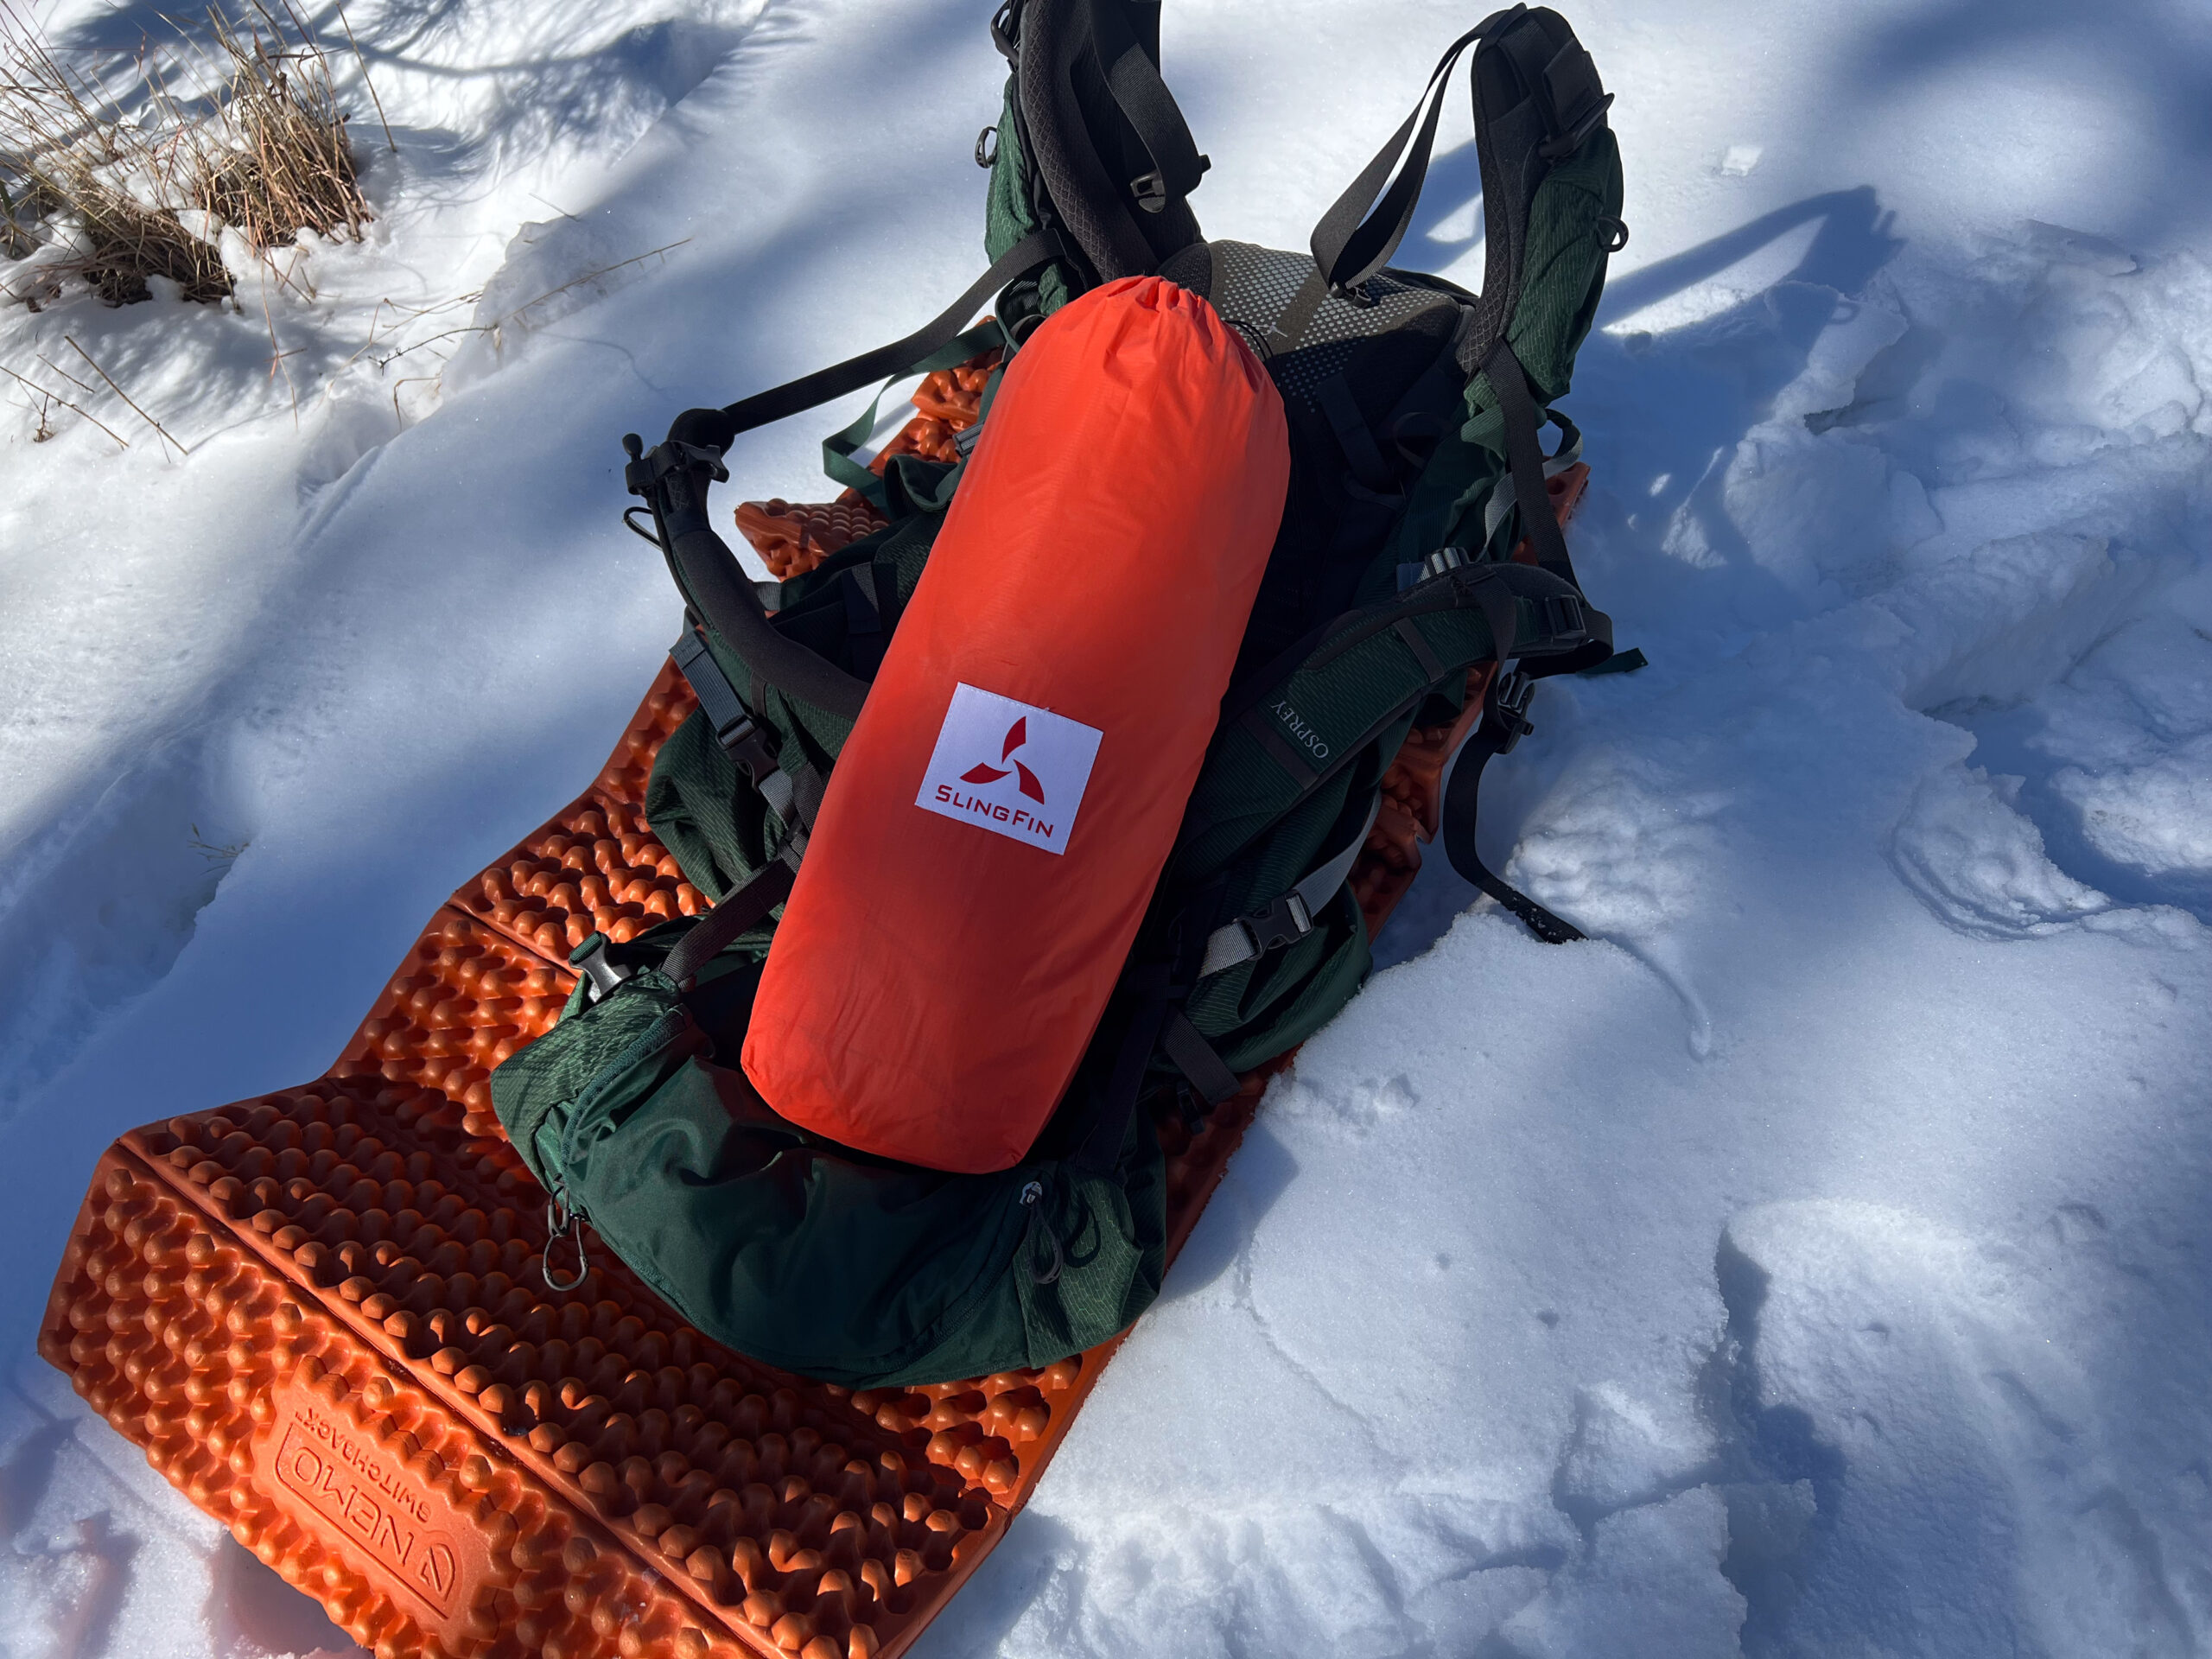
1482,338,1616,676
1481,337,1574,580
1440,700,1584,945
1070,963,1174,1175
1317,372,1396,493
841,567,887,678
1094,0,1207,204
667,228,1068,454
670,626,783,779
1308,10,1517,295
662,857,798,987
638,228,1071,726
1160,1007,1241,1107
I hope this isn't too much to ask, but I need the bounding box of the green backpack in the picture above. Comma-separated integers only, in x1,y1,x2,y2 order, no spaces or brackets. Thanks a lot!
492,0,1627,1388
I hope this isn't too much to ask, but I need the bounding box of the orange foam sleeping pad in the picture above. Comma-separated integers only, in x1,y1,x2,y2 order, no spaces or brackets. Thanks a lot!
744,276,1291,1173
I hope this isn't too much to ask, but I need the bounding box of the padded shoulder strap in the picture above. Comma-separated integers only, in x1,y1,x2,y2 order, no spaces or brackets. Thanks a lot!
1009,0,1206,282
1308,4,1611,313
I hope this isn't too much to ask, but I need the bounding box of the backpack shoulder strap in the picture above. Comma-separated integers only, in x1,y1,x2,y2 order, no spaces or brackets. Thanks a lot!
1301,5,1617,663
1308,4,1611,316
1001,0,1208,287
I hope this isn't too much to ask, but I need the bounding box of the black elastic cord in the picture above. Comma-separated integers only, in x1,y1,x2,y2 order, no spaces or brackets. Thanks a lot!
1307,8,1519,294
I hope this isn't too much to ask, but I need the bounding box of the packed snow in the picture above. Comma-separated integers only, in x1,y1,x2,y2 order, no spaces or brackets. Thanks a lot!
3,0,2209,1654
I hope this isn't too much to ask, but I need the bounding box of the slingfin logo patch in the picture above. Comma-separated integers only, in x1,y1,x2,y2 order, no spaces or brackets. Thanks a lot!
918,683,1101,855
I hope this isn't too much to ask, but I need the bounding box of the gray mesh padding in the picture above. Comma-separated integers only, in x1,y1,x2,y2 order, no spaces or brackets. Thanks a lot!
1207,240,1459,404
1209,239,1312,321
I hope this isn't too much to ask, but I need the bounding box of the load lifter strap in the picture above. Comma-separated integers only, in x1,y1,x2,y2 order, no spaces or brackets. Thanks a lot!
1090,0,1209,207
666,227,1069,455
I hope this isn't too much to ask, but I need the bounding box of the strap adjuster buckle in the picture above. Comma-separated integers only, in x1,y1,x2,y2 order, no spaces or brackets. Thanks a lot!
1536,89,1615,159
569,932,634,1004
1537,593,1588,644
622,436,728,499
1239,890,1314,957
1486,669,1536,754
713,708,760,752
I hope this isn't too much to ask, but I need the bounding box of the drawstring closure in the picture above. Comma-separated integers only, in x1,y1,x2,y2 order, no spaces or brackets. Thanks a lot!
1020,1179,1063,1286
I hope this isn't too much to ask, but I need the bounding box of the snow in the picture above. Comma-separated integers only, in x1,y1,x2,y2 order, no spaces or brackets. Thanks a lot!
3,0,2209,1654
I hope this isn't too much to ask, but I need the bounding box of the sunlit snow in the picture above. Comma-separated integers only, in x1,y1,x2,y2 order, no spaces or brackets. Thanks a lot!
3,1,2209,1655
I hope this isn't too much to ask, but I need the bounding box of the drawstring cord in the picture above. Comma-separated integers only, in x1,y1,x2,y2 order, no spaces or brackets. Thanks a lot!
1020,1179,1063,1286
543,1195,590,1292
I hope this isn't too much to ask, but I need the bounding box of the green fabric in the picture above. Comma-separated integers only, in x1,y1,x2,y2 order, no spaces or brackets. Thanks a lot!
1461,124,1624,441
498,99,1628,1389
982,79,1077,329
491,950,1165,1388
818,321,1006,507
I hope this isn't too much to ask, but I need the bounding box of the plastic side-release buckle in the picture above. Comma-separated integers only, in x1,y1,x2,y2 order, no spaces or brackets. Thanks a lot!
1240,890,1315,957
569,931,633,1005
669,629,785,782
1485,669,1536,753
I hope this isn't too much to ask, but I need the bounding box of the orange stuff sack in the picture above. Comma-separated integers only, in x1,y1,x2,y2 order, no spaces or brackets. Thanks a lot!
742,275,1289,1173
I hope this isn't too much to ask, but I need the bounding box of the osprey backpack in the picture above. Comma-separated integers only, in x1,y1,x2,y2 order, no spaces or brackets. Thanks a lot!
491,0,1628,1388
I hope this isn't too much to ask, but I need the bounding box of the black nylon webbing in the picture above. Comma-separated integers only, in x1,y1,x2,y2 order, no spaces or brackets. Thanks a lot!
662,857,798,986
1070,963,1173,1175
667,229,1065,454
1160,1008,1241,1108
1393,616,1447,683
1317,373,1395,492
670,628,755,752
1307,10,1515,295
1102,36,1205,198
1482,337,1576,582
1440,732,1583,945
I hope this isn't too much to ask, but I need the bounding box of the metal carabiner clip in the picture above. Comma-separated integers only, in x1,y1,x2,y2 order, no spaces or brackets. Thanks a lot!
543,1197,589,1293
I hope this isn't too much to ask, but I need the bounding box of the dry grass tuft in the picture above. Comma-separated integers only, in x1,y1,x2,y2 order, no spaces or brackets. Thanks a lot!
0,0,372,308
196,5,370,249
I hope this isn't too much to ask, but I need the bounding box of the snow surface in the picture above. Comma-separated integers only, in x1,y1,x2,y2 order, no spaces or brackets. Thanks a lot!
3,0,2210,1653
